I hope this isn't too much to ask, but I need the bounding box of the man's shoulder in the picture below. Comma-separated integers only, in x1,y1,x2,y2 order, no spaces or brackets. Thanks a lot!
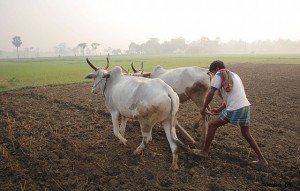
231,72,241,80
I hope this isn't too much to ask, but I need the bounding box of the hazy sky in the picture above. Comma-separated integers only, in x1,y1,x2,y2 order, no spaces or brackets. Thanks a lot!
1,0,300,52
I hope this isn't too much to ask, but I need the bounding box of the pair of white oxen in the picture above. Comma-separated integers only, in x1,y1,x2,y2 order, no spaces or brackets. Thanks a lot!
85,57,211,171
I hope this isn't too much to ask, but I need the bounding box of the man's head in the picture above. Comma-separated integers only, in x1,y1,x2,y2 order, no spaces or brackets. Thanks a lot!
209,60,225,74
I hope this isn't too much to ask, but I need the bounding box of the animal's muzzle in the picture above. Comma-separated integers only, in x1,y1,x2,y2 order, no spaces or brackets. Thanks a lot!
91,87,98,94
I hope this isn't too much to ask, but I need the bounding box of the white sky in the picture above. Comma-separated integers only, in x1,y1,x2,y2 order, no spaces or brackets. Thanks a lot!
1,0,300,52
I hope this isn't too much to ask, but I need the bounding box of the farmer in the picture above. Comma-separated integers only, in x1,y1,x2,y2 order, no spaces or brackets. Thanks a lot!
193,60,268,165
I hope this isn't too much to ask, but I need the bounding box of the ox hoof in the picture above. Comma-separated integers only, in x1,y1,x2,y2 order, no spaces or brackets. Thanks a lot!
133,149,142,155
133,147,144,155
124,141,133,152
133,144,146,155
193,122,199,129
122,141,128,147
199,143,205,150
126,141,134,150
171,163,179,171
250,160,269,166
192,149,208,157
119,139,128,146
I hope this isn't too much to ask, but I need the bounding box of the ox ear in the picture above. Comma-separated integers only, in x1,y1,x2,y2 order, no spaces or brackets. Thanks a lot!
84,73,96,79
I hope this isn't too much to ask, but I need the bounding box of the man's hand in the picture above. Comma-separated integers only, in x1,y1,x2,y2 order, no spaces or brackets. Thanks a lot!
200,107,206,117
200,87,218,118
210,108,221,115
200,107,217,118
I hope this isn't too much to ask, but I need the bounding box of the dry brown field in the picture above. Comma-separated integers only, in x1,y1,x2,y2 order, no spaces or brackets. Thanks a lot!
0,64,299,190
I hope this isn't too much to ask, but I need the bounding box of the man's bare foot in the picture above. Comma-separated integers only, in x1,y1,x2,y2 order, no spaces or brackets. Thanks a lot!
250,159,268,166
192,149,208,157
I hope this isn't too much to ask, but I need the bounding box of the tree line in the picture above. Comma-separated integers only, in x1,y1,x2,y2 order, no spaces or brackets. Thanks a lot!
9,36,105,59
127,37,300,54
6,36,300,59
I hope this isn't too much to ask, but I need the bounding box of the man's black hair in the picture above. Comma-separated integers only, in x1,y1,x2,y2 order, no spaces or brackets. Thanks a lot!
209,60,225,72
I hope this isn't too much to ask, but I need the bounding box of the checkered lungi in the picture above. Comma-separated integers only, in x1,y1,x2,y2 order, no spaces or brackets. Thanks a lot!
219,106,251,126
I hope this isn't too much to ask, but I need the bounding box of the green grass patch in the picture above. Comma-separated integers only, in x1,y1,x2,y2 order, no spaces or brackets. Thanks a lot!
1,54,299,92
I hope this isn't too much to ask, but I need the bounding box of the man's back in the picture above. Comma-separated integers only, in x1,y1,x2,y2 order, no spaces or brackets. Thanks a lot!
211,71,250,110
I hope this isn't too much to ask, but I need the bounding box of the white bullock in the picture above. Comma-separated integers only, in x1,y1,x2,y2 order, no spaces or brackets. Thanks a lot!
131,63,211,148
84,58,190,170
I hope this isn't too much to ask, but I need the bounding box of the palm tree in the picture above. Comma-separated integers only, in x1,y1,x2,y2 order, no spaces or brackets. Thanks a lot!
78,43,87,57
12,36,22,59
91,43,100,55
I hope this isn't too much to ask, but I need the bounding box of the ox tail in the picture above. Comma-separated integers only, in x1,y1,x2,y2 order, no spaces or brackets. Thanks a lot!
168,89,192,153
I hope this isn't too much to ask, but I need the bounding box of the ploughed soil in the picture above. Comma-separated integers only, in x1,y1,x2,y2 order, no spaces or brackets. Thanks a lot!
0,64,299,191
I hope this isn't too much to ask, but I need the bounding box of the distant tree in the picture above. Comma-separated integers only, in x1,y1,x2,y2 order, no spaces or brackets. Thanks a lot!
111,49,121,55
78,43,87,56
73,46,79,56
186,36,221,54
25,47,29,57
24,46,36,58
91,43,100,55
104,47,112,55
144,38,160,54
54,43,67,57
128,42,141,54
161,37,187,54
12,36,22,59
86,47,91,55
29,47,34,58
36,47,39,57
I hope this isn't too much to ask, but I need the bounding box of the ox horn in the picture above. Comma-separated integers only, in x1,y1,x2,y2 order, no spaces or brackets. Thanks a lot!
141,62,144,73
121,66,129,73
86,58,98,71
105,55,110,70
131,62,137,73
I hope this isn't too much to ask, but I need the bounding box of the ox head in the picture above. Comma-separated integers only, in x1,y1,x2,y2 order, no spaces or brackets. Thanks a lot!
84,57,110,94
131,62,143,74
130,62,151,77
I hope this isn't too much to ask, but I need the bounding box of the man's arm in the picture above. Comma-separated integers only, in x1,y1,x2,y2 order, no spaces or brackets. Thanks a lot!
200,87,217,116
214,102,226,113
217,89,223,100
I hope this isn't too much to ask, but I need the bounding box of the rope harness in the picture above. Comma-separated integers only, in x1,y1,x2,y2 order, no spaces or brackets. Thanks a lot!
93,77,109,96
103,78,108,96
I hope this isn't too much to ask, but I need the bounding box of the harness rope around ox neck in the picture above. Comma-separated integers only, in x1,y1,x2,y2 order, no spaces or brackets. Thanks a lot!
103,78,108,95
93,77,109,96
